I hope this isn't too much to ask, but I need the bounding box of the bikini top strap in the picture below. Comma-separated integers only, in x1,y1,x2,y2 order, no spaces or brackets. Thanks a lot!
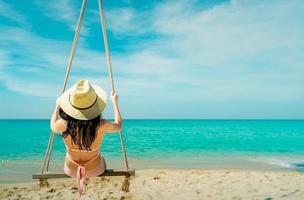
65,144,99,152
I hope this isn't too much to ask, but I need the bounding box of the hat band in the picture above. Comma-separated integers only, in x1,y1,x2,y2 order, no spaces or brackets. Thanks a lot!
69,95,98,110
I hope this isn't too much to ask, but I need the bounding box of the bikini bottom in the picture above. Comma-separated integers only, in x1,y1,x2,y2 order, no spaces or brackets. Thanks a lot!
64,154,106,196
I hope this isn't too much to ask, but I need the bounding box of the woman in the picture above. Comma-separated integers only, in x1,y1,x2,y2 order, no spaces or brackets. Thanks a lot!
50,79,122,195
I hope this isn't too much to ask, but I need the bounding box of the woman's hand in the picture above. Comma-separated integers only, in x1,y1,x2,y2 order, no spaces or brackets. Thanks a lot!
108,91,122,132
111,92,118,104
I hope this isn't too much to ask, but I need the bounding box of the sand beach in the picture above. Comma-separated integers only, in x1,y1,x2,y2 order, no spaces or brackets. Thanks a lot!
1,169,304,200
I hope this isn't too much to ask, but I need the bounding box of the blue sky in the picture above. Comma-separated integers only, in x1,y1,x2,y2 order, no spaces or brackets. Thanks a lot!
0,0,303,119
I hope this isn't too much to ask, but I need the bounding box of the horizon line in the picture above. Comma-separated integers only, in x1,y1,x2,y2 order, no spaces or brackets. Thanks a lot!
0,118,303,120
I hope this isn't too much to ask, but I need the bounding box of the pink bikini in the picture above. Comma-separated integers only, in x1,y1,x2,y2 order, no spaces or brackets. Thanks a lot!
64,146,106,196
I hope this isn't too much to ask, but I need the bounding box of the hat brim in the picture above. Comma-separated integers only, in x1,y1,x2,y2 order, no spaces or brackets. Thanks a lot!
59,84,107,120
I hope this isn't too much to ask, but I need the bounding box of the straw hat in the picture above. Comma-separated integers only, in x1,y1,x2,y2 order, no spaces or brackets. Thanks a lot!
59,79,107,120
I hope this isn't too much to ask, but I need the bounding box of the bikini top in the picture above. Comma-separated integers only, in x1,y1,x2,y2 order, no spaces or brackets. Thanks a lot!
63,134,102,153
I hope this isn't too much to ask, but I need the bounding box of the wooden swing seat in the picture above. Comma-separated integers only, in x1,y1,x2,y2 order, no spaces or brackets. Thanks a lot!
32,169,135,179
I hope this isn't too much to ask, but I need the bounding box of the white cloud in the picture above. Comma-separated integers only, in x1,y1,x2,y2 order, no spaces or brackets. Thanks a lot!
34,0,92,35
103,0,304,103
0,26,113,97
0,71,58,97
106,7,152,35
35,0,77,28
0,0,26,25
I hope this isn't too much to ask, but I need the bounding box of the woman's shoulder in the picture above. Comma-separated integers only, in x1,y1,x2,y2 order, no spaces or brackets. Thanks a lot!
53,118,67,134
97,119,112,132
98,119,107,129
98,119,122,133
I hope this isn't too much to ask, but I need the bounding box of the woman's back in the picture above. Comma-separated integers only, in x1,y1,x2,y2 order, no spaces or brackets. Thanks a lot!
63,133,103,163
56,117,120,166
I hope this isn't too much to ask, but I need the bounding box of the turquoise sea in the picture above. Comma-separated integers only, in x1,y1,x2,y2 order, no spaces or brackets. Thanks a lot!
1,119,304,183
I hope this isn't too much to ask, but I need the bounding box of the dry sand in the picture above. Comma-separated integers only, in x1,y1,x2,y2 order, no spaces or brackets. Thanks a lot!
1,169,304,200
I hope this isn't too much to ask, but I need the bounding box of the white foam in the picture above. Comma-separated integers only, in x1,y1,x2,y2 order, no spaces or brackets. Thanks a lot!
248,157,304,170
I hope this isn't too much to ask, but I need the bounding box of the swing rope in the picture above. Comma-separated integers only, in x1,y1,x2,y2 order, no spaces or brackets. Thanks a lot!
41,0,129,174
41,0,88,173
97,0,129,170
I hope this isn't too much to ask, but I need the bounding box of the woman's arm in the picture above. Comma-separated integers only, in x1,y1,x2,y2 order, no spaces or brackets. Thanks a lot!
50,98,66,134
112,92,122,126
102,92,122,133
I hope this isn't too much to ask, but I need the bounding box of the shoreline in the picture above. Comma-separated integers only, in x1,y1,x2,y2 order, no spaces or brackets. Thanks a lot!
1,155,304,184
1,169,304,200
0,167,300,185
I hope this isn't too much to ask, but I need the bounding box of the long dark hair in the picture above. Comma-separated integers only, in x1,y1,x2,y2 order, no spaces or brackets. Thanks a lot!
59,108,101,150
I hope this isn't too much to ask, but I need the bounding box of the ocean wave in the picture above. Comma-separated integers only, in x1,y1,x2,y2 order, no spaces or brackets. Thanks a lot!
249,157,304,171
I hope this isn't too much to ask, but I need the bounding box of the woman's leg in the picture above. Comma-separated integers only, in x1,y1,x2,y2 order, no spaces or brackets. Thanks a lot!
64,163,77,177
